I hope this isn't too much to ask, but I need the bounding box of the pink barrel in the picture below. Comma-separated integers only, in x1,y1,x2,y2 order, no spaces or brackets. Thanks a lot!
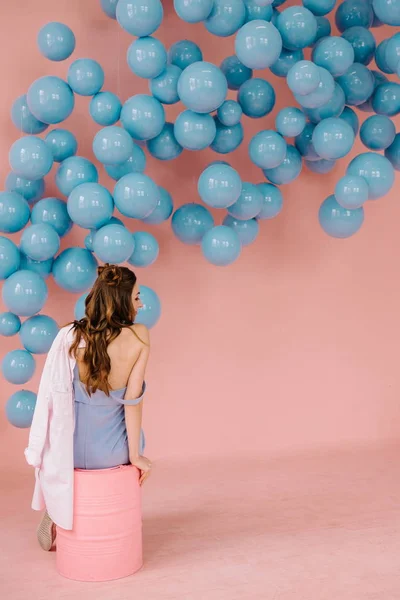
56,465,143,581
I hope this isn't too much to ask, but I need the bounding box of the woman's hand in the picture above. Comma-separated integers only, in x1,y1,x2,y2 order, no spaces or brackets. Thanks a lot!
130,455,152,485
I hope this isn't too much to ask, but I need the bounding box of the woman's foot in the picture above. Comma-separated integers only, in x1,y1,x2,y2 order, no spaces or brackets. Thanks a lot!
37,510,56,551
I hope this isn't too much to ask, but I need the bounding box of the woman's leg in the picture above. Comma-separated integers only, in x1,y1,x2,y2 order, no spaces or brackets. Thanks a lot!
37,510,56,551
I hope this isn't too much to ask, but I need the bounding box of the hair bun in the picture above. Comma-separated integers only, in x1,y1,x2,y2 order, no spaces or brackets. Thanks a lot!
98,264,122,287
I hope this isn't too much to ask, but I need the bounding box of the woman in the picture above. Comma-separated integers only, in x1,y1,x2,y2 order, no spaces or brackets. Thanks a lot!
25,264,152,551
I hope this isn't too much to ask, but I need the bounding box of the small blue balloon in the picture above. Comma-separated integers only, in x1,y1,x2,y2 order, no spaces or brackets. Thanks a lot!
275,107,306,137
6,390,37,428
121,94,165,141
337,63,375,106
11,95,48,134
385,133,400,171
114,173,160,218
295,122,319,160
276,6,317,50
2,270,48,316
319,194,364,238
0,192,30,234
143,186,173,224
53,247,98,293
55,156,98,197
178,61,228,114
340,106,359,135
287,60,320,96
217,100,242,126
19,314,59,354
147,122,183,161
335,0,374,32
150,65,182,105
383,33,400,73
101,0,118,18
263,144,302,184
201,225,241,266
222,214,259,246
360,115,396,150
198,163,242,208
171,203,214,244
0,312,21,337
116,0,163,36
5,173,45,205
313,16,332,44
371,83,400,117
31,197,72,237
93,126,134,165
334,175,369,209
294,66,335,109
205,0,246,37
19,254,53,279
303,83,345,123
174,0,213,22
44,128,77,163
341,26,376,65
244,0,273,21
210,119,244,154
0,236,20,279
89,91,122,125
67,183,114,229
375,39,394,74
257,183,283,219
347,152,395,200
127,36,167,79
235,19,282,68
305,157,336,173
174,110,216,150
312,117,355,160
237,78,275,118
168,40,203,70
68,59,104,96
270,48,304,77
220,55,253,90
372,0,400,26
27,76,74,125
136,285,161,328
249,129,287,169
2,349,35,384
9,136,53,181
303,0,336,16
227,182,263,220
20,223,60,261
105,145,147,180
93,224,135,264
128,231,159,267
74,292,88,320
312,36,355,77
37,22,76,61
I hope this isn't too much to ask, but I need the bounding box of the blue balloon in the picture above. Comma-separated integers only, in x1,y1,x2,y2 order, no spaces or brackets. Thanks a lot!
217,100,242,126
210,119,244,153
295,122,319,160
174,110,216,150
227,182,263,219
385,133,400,171
114,173,160,218
319,194,364,238
235,19,282,68
312,117,355,159
105,145,146,180
0,237,20,279
360,115,396,150
294,66,335,108
178,61,227,113
31,197,72,237
305,157,336,173
19,314,59,354
89,91,122,125
44,129,77,163
74,293,88,320
270,48,304,77
287,60,320,96
5,173,45,204
116,0,163,36
198,163,242,208
303,0,336,16
53,247,97,293
136,285,161,328
0,312,21,337
347,152,395,200
174,0,213,22
121,94,165,140
68,59,104,96
93,126,134,165
335,175,369,209
263,144,302,184
276,6,317,50
372,0,400,25
27,76,74,125
67,183,114,229
249,129,287,169
220,55,253,90
37,22,75,61
93,224,135,264
2,349,35,384
336,63,375,106
201,225,241,266
11,95,48,134
101,0,118,18
383,33,400,73
303,83,345,123
275,107,306,137
375,39,394,74
128,231,159,267
146,122,183,160
257,182,283,219
356,69,388,112
168,40,203,70
171,203,214,244
55,156,98,197
127,36,167,79
244,0,273,21
6,390,37,428
335,0,374,32
149,65,182,104
237,78,275,117
341,26,376,65
0,192,30,234
19,254,53,279
371,83,400,117
143,186,173,224
20,223,60,261
205,0,246,36
2,270,48,316
312,36,355,77
223,215,259,245
340,106,359,135
313,16,331,44
9,136,53,181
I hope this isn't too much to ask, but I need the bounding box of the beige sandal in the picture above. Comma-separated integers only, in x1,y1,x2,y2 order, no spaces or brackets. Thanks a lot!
37,510,56,551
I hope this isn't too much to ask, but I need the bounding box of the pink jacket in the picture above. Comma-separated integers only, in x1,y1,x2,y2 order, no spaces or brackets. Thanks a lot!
24,325,83,530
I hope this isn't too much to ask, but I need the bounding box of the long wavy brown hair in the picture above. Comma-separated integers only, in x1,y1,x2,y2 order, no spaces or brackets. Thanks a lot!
69,264,138,395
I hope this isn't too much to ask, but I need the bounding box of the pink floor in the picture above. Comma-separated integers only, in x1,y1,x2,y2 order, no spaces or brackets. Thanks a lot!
2,442,400,599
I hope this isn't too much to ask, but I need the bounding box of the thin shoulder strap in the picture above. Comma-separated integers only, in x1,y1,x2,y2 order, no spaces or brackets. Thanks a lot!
127,325,146,345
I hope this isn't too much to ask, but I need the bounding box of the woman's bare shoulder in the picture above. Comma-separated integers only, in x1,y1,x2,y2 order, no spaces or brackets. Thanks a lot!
130,323,150,346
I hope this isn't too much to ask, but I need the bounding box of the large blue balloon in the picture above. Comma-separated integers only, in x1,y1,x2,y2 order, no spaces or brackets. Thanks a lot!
312,36,355,77
227,182,263,220
319,194,364,238
245,0,273,22
270,48,304,77
90,91,122,126
74,292,88,320
171,203,214,244
335,0,374,32
383,33,400,73
222,215,259,246
385,133,400,171
336,63,375,106
2,270,48,316
372,0,400,25
0,192,30,234
217,100,243,126
312,117,355,160
93,126,134,165
249,129,287,169
174,0,213,23
27,76,74,125
121,94,165,141
9,136,53,181
210,119,244,153
2,349,35,384
31,197,72,237
257,182,283,219
19,255,53,279
347,152,395,200
174,110,216,150
67,59,104,96
116,0,163,36
205,0,246,37
375,39,394,74
0,312,21,337
149,65,182,104
52,248,98,293
45,129,77,163
313,16,331,44
143,186,173,224
105,145,146,180
168,40,203,70
93,224,135,264
201,225,241,266
5,173,45,205
6,390,37,428
263,145,302,184
235,19,282,69
114,173,160,218
178,62,228,114
295,122,319,160
340,106,359,135
275,107,306,137
11,95,48,134
101,0,118,18
198,163,242,208
127,36,167,79
19,314,59,354
303,0,336,16
237,78,275,118
37,22,76,61
371,83,400,117
341,26,376,65
55,156,98,196
303,83,345,123
20,223,60,261
146,123,183,160
334,175,369,209
294,66,335,109
287,60,320,96
360,115,396,150
67,183,114,229
128,231,159,267
136,285,161,328
276,6,317,50
0,237,20,279
220,55,253,90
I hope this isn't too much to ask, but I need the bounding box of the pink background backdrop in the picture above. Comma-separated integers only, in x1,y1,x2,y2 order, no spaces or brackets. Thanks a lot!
0,0,399,471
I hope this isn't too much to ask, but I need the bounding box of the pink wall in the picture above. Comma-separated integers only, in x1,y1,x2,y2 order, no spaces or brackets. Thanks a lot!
1,0,400,470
